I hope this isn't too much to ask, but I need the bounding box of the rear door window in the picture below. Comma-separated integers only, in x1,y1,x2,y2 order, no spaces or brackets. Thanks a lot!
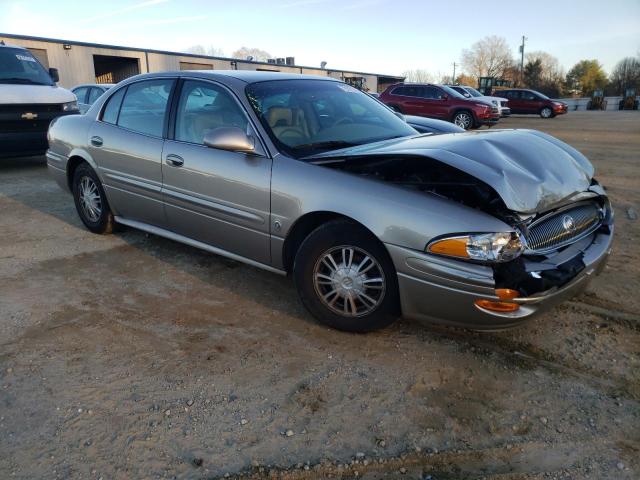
102,87,126,124
87,87,104,105
73,87,88,104
117,79,174,137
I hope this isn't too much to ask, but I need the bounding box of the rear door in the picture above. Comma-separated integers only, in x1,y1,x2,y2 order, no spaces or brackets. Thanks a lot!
390,86,426,116
88,78,175,227
521,91,541,113
161,79,272,264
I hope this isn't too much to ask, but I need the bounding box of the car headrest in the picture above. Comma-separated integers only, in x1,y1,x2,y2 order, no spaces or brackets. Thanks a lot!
266,107,293,128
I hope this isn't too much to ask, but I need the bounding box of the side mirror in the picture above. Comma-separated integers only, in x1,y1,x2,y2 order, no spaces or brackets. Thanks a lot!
203,126,256,154
49,68,59,83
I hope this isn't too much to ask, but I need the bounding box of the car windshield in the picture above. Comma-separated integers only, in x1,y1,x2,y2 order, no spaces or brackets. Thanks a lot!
0,47,54,86
246,79,417,158
535,91,550,100
440,85,466,99
464,87,483,97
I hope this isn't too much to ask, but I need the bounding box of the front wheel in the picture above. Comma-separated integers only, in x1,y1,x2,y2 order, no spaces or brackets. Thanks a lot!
293,220,400,332
72,163,114,234
540,107,553,118
453,110,474,130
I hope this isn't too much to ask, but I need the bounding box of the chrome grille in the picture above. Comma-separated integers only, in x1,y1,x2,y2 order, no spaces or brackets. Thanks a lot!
525,202,603,253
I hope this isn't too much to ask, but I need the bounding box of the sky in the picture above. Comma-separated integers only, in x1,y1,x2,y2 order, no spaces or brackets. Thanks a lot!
1,0,638,76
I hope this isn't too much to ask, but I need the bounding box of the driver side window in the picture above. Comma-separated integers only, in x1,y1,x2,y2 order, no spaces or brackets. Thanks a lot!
175,80,249,145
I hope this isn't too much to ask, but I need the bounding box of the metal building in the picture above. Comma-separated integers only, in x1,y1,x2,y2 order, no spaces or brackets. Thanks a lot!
0,33,403,93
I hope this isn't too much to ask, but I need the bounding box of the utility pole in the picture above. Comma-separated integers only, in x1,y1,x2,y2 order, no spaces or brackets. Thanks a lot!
452,62,458,84
519,36,527,85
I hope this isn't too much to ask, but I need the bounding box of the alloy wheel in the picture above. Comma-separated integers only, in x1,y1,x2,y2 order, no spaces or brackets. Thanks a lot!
312,245,386,317
541,107,552,118
78,175,102,222
454,112,472,129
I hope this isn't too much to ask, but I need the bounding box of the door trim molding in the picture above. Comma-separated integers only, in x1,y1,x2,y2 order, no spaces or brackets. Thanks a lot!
114,216,286,276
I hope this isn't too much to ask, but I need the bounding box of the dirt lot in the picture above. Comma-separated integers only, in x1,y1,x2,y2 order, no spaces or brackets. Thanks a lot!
1,111,638,480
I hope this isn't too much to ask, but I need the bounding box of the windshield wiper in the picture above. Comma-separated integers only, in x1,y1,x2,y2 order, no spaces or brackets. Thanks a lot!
291,140,357,150
0,77,50,85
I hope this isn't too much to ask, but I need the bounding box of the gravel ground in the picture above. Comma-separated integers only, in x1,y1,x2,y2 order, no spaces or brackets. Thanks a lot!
0,111,638,480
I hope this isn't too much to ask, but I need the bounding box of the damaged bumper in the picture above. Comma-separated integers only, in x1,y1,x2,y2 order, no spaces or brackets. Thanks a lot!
387,215,613,330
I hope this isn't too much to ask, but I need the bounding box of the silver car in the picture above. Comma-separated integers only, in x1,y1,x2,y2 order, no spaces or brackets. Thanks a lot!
71,83,115,114
47,71,613,332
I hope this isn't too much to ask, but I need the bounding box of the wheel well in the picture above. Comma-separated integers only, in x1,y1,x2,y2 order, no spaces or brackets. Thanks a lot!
282,211,366,273
66,156,88,190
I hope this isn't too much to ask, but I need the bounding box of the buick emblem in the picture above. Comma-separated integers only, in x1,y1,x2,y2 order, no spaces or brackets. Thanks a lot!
562,215,576,233
21,112,38,120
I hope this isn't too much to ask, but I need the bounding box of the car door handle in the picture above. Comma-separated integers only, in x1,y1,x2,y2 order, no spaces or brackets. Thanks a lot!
165,154,184,167
90,136,103,147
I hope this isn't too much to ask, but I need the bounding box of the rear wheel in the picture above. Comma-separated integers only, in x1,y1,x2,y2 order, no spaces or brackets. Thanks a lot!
293,220,400,332
72,163,114,234
452,110,474,130
540,106,553,118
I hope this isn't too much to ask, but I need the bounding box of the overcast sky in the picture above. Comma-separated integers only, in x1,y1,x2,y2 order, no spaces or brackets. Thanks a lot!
1,0,638,76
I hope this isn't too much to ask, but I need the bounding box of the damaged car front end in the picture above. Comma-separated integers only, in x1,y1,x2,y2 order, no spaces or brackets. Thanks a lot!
302,129,613,330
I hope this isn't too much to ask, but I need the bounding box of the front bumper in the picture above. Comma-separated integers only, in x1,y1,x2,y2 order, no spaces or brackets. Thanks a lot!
500,107,511,117
387,224,613,330
476,114,500,126
554,104,568,115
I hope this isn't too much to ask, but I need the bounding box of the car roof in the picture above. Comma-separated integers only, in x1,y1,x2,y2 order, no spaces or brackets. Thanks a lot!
0,42,27,50
125,70,341,84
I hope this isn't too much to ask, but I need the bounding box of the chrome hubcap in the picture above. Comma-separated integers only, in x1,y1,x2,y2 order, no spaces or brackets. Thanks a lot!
313,246,386,317
79,176,102,222
454,113,471,129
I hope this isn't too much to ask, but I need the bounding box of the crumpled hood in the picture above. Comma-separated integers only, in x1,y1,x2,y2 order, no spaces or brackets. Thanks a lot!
309,129,595,213
1,84,76,104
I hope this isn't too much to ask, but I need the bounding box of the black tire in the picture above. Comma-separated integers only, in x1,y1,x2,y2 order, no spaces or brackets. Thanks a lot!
72,162,114,234
540,106,554,118
452,110,474,130
293,220,400,332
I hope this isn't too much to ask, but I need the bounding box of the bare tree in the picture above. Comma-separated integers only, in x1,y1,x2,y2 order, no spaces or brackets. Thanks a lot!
461,36,514,81
525,51,564,83
609,56,640,95
402,69,436,83
232,46,272,62
185,45,226,57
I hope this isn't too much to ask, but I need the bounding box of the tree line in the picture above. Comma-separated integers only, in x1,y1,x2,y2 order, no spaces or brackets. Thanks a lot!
404,35,640,98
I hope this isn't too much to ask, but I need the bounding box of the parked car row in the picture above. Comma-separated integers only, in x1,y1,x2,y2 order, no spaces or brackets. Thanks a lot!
377,82,568,129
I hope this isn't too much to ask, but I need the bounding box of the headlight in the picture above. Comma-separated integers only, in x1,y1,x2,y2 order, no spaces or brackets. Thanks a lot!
427,232,524,262
492,100,498,105
475,103,489,109
62,101,79,112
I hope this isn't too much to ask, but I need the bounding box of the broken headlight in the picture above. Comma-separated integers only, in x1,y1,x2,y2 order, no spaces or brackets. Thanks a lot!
427,232,524,263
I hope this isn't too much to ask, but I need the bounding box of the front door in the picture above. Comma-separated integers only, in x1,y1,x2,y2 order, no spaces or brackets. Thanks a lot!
161,79,272,264
88,78,175,227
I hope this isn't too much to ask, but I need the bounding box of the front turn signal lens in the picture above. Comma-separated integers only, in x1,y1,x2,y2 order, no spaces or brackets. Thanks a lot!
427,237,469,258
475,299,520,313
495,288,520,300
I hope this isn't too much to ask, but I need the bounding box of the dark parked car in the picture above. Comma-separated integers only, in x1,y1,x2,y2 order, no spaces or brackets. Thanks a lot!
379,83,499,130
493,89,568,118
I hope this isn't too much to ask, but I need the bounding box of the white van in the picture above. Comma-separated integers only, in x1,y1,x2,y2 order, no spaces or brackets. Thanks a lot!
1,41,79,158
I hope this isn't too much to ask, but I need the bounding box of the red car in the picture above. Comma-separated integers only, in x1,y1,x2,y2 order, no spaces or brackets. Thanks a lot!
492,89,568,118
378,83,499,130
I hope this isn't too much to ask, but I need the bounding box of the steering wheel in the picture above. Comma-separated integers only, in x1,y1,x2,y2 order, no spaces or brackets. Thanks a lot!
333,117,354,126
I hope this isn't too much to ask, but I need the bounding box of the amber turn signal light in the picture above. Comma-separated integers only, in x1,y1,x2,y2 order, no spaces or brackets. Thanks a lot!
495,288,520,300
427,237,469,258
474,299,520,313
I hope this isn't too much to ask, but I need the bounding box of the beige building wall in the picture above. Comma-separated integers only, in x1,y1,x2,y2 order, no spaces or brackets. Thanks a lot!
1,35,397,92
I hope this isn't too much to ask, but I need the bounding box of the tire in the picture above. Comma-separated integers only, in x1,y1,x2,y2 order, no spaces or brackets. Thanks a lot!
540,106,553,118
452,110,474,130
293,220,400,332
72,162,114,234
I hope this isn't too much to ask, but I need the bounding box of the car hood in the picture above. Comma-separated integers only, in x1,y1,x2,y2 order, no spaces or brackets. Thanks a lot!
307,129,595,214
1,84,76,104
